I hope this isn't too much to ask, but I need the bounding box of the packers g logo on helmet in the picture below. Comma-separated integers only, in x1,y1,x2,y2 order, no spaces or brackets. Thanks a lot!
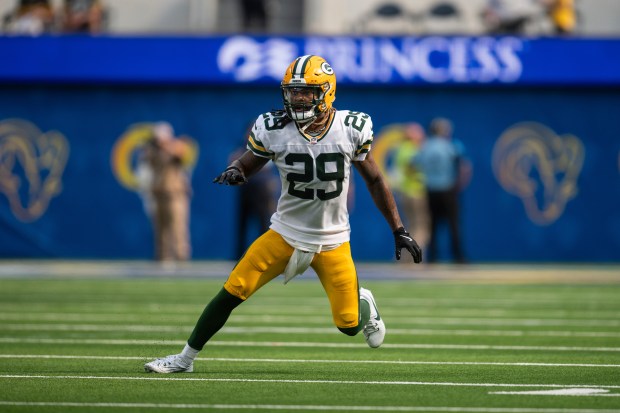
320,61,334,75
281,55,336,123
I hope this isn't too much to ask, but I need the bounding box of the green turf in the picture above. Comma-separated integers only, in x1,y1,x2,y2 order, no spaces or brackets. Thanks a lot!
1,273,619,413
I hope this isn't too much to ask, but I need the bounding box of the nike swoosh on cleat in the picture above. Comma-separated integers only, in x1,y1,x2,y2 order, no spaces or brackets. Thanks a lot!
368,295,381,321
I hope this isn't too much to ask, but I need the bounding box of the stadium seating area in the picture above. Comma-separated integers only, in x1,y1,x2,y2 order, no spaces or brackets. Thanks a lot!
1,0,620,36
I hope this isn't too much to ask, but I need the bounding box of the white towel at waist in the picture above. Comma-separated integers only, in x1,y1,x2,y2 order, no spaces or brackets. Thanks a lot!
281,235,342,284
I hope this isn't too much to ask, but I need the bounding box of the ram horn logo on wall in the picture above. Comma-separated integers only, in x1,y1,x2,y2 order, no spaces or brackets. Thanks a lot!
492,122,584,225
0,119,69,222
110,123,198,192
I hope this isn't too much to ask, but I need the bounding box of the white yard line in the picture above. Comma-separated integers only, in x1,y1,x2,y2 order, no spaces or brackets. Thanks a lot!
1,354,619,368
1,312,619,328
1,374,620,389
489,388,620,396
0,401,618,412
1,337,619,352
231,316,620,328
3,296,618,307
2,323,620,338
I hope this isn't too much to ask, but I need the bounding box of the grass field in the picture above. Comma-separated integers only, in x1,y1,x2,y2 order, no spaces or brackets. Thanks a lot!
0,262,619,413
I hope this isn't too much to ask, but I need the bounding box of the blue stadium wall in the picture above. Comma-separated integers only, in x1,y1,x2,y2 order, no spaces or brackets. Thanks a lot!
0,36,619,262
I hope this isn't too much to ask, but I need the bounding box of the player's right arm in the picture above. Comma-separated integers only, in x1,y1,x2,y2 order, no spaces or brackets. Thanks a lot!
213,150,269,185
214,113,276,185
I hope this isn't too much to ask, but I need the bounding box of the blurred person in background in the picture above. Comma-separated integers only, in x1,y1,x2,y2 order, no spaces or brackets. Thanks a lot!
413,117,471,264
59,0,106,34
540,0,576,34
142,122,194,263
481,0,542,34
394,123,430,258
229,127,279,260
2,0,54,35
144,55,422,374
240,0,267,32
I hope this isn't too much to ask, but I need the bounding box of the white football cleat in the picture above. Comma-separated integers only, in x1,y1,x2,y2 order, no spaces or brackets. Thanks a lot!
359,287,386,348
144,354,193,373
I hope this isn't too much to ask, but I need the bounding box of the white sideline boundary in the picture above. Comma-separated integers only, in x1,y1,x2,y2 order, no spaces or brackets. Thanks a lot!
0,260,619,283
1,354,619,368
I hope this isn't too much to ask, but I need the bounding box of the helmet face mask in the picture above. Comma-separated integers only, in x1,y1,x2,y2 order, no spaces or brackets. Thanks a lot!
281,85,325,123
281,55,336,124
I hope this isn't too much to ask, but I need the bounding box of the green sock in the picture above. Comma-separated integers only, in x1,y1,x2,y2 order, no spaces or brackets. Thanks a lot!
360,298,371,326
187,288,243,350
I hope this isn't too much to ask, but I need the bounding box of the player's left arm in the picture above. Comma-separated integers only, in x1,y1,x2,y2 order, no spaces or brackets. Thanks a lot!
354,153,422,263
353,152,402,231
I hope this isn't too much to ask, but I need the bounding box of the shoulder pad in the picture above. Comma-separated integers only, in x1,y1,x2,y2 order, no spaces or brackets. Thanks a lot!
256,110,293,132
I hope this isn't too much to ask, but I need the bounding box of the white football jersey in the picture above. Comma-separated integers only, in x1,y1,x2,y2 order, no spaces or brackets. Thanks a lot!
247,110,373,245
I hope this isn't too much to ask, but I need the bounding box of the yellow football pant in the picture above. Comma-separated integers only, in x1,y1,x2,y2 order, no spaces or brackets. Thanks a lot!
224,229,360,329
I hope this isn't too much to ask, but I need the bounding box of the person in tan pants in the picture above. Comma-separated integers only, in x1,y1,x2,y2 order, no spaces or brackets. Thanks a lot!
144,122,193,262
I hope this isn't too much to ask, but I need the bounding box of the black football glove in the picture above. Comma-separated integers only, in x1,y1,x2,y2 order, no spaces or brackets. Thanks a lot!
213,166,247,185
393,226,422,263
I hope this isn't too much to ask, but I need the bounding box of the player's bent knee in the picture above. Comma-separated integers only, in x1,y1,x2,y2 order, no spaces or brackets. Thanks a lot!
338,311,358,326
336,311,361,336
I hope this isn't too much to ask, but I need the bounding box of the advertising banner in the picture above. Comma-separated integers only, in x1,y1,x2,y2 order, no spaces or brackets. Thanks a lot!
1,35,620,86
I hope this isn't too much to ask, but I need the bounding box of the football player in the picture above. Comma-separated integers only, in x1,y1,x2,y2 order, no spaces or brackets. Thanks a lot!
145,55,422,373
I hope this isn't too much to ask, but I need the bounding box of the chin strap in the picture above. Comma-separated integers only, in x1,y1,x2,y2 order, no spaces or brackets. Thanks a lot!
296,108,333,137
297,118,316,135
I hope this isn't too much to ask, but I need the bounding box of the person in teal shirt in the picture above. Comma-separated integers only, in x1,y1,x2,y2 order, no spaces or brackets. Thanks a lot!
413,118,471,263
